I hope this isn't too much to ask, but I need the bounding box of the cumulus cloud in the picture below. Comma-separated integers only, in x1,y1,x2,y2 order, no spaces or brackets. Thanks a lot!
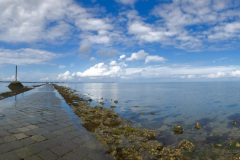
126,50,166,64
145,56,166,64
231,70,240,77
57,71,73,80
119,54,126,60
126,50,148,61
0,48,60,65
203,72,226,78
72,61,125,78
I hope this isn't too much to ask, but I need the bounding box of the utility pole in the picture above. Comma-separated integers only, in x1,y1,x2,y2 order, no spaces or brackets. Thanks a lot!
15,65,17,82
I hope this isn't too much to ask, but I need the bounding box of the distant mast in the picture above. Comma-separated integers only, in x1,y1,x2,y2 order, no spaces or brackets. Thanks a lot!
15,65,17,82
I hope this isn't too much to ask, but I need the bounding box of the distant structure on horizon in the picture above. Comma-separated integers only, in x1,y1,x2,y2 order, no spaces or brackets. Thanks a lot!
8,65,24,89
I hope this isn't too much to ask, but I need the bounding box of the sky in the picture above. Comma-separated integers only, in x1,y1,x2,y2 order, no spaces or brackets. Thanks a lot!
0,0,240,82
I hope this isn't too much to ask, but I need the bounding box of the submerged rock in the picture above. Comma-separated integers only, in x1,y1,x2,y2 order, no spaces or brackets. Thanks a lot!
178,140,195,152
114,100,118,103
232,121,238,125
214,144,222,148
236,142,240,148
195,122,201,129
173,125,184,134
150,112,156,115
111,105,116,108
88,98,92,102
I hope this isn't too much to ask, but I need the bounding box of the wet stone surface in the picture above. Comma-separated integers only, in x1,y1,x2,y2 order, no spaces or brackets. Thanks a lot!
0,84,112,160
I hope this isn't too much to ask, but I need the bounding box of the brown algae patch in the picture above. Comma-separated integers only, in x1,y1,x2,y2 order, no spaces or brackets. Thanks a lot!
53,84,199,159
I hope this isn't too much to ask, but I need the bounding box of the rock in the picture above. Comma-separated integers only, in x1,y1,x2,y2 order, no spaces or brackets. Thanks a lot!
178,140,195,152
111,105,116,108
232,121,237,125
195,123,201,129
235,142,240,148
114,100,118,103
88,98,92,102
214,144,222,148
173,125,184,134
99,102,104,105
150,112,156,115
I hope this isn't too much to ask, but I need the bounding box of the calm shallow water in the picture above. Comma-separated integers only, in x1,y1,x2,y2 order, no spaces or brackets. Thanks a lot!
60,82,240,149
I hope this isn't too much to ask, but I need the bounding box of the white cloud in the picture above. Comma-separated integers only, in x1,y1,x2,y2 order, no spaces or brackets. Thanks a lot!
57,71,73,80
115,0,137,5
64,61,240,80
124,0,240,50
0,48,60,65
0,0,118,48
73,63,108,78
126,50,148,61
72,62,126,78
110,61,117,66
126,50,166,64
0,0,73,43
203,72,226,78
231,70,240,77
119,54,126,60
145,56,166,64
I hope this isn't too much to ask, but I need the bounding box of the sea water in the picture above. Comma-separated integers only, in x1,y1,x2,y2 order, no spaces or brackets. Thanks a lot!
59,82,240,148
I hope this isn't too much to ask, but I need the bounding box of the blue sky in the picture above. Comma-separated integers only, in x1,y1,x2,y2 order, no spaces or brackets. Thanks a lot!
1,0,240,82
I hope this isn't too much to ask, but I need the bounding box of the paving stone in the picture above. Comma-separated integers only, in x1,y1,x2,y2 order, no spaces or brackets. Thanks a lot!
28,142,48,154
30,135,47,142
15,147,35,158
0,130,10,137
50,145,71,156
14,133,28,140
18,127,31,132
0,138,4,144
0,143,13,154
0,151,20,160
2,135,17,142
61,151,85,160
26,124,39,130
24,155,42,160
37,150,58,160
8,128,21,134
19,137,36,146
8,140,24,150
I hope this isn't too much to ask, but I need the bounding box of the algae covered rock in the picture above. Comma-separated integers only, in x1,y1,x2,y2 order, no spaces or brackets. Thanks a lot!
178,140,195,152
195,122,201,129
173,125,184,134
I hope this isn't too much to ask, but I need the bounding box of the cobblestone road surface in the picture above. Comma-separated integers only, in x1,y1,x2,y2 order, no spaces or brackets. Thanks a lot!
0,84,112,160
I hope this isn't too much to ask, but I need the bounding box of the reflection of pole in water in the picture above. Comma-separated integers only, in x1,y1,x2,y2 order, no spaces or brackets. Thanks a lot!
15,65,17,82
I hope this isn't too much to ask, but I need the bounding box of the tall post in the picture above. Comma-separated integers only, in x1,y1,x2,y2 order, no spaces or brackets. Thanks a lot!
15,65,17,82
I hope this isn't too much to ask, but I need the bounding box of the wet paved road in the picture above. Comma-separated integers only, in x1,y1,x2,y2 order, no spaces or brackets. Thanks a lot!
0,84,112,160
